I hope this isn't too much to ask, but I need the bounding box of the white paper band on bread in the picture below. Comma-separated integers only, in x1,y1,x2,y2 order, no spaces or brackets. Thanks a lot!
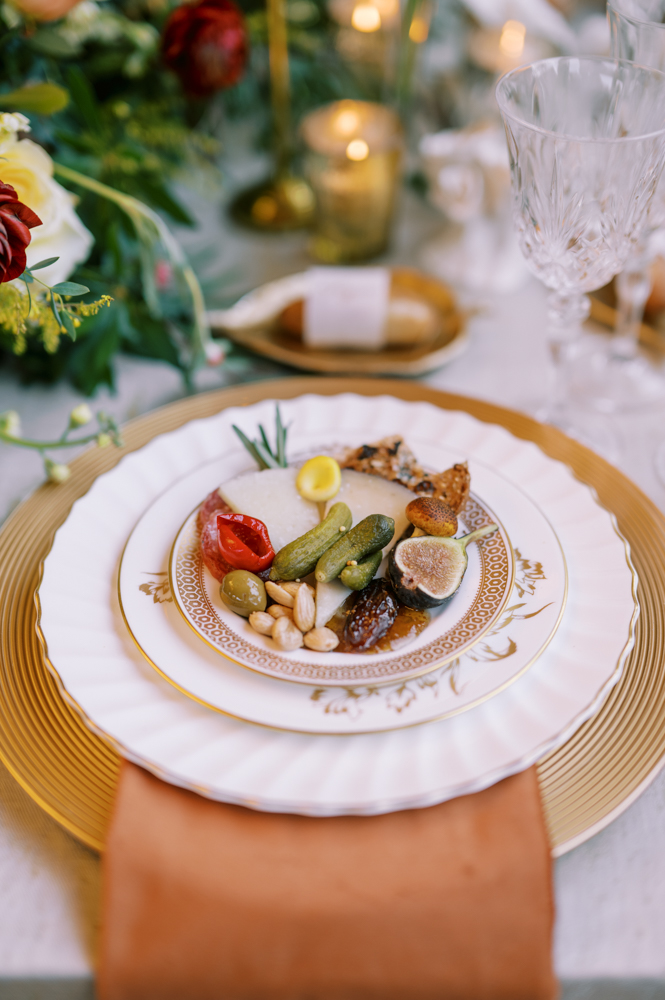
303,267,390,349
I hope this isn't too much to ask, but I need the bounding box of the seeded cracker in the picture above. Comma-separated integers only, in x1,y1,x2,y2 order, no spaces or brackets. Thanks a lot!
338,436,470,514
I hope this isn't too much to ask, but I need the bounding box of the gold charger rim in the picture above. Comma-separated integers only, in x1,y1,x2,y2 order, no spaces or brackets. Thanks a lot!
0,376,660,854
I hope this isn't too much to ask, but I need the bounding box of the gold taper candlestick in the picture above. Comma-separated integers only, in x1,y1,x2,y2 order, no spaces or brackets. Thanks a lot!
230,0,314,231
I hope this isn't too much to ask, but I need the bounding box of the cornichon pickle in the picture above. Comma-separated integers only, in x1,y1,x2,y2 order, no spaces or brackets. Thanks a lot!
270,502,353,581
315,514,395,584
220,570,267,617
340,548,383,591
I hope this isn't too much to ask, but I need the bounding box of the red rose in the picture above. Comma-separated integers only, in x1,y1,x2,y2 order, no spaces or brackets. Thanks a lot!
0,182,42,284
162,0,249,98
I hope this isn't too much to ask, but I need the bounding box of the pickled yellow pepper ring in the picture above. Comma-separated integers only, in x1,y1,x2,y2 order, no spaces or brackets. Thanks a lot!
296,456,342,503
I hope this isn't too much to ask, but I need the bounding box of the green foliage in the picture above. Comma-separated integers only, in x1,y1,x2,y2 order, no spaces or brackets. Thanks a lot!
0,0,219,393
0,82,69,113
0,0,380,393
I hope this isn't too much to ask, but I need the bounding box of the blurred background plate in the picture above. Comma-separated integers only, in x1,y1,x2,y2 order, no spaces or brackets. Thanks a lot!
207,270,468,376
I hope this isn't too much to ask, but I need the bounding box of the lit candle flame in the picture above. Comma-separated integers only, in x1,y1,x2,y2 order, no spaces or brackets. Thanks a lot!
351,3,381,32
346,139,369,161
499,19,526,59
335,109,361,136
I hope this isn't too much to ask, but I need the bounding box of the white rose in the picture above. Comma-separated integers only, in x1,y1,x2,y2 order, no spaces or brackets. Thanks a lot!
0,137,93,285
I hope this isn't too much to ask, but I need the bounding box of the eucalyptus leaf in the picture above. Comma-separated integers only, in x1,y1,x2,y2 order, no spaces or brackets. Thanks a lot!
28,31,80,59
51,282,90,296
61,311,77,341
28,257,60,271
0,82,69,115
21,271,33,284
22,278,32,316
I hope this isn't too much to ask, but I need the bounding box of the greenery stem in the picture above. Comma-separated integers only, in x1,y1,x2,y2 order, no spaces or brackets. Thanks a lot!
0,430,102,449
395,0,421,114
267,0,292,177
52,162,212,374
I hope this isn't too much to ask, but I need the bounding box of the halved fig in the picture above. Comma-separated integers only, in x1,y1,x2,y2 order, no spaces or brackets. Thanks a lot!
388,523,498,609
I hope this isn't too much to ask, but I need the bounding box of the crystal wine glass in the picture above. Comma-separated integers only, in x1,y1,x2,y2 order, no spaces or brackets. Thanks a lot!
603,0,665,412
495,57,665,440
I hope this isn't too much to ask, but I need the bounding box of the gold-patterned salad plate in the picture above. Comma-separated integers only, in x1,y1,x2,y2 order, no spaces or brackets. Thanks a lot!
116,446,566,733
168,493,513,687
0,378,657,857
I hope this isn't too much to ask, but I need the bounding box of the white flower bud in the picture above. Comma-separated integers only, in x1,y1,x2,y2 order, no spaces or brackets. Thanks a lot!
0,410,21,438
45,460,71,484
204,340,225,367
69,403,93,428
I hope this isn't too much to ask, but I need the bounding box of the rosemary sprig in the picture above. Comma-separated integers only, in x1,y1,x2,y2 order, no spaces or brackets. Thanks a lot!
232,405,288,470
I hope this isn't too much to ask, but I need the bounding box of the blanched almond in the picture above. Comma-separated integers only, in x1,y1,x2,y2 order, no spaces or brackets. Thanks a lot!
281,580,316,600
293,584,315,632
266,581,295,607
248,611,275,635
268,604,294,620
303,627,339,652
272,616,304,650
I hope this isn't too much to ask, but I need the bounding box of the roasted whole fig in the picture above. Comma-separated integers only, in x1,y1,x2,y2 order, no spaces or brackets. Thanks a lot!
343,578,399,651
406,496,457,537
388,523,498,610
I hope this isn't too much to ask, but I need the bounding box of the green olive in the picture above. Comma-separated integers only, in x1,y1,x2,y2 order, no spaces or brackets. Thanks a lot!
220,570,267,617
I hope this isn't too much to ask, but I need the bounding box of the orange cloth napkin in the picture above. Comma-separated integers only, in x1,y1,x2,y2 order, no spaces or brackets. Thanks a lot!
99,761,556,1000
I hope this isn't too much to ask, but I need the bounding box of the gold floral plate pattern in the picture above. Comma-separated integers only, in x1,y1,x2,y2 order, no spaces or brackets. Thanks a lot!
0,378,660,853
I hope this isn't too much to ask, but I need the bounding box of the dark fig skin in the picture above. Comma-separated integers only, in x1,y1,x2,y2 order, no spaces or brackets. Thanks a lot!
387,525,462,610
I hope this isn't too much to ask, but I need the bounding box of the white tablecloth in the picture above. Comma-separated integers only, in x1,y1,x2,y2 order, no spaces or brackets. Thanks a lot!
2,187,665,995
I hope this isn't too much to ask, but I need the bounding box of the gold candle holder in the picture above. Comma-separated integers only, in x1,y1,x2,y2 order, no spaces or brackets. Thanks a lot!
328,0,400,87
301,100,402,263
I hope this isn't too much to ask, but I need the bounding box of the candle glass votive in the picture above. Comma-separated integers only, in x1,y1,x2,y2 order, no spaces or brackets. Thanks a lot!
301,100,403,263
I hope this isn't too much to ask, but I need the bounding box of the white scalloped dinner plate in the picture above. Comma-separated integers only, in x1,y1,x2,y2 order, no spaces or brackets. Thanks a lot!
117,454,566,732
37,395,638,816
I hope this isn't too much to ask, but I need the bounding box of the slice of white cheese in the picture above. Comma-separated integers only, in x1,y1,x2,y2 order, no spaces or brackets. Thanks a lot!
315,578,351,629
326,469,412,553
218,468,319,554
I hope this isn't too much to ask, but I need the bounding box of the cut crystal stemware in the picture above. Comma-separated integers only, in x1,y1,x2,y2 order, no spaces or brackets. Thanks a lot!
496,56,665,442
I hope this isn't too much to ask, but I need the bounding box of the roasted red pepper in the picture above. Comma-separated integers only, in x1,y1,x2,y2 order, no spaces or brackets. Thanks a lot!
217,512,274,573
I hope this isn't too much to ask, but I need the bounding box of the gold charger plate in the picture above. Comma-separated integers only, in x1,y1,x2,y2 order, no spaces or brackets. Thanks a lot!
0,377,663,854
209,270,468,377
